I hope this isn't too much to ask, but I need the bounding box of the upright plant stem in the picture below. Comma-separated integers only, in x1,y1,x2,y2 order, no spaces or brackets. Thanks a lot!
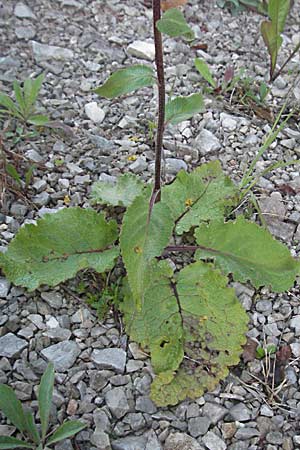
152,0,165,202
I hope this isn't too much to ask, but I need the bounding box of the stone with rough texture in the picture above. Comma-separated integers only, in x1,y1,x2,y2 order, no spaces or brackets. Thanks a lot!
164,432,203,450
202,402,227,424
188,416,211,437
127,40,155,61
202,431,226,450
91,430,111,449
105,387,131,419
195,129,221,155
41,291,63,309
31,41,74,61
0,333,27,358
85,102,105,123
41,341,80,371
14,2,36,18
229,403,251,421
111,436,147,450
0,278,10,298
91,348,126,374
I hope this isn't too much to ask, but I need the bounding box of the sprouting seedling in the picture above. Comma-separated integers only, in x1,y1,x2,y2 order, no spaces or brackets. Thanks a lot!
0,363,86,449
0,74,50,127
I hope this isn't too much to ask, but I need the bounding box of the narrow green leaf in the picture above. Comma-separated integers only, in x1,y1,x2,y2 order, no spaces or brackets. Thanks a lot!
195,58,217,88
13,81,26,116
38,363,55,441
0,385,27,432
25,166,35,189
268,0,290,33
0,208,119,290
24,411,40,445
27,115,49,126
23,74,44,114
0,437,34,449
5,164,22,186
120,191,174,309
94,65,154,99
195,216,299,292
156,8,194,40
161,161,238,234
91,173,146,207
46,421,86,446
165,93,204,125
0,94,22,118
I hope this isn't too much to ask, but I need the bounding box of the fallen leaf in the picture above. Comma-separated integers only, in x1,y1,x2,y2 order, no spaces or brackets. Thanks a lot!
192,43,208,51
242,338,258,363
161,0,187,11
276,344,292,366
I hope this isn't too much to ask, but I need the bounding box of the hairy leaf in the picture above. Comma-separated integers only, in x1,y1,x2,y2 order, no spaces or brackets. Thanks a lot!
121,260,184,373
0,385,27,432
91,173,146,207
0,437,34,449
94,65,154,99
195,216,299,292
120,192,174,309
0,208,119,290
195,58,217,88
165,94,204,125
261,0,290,78
156,8,194,40
161,161,238,234
150,261,248,406
46,421,86,446
38,363,55,441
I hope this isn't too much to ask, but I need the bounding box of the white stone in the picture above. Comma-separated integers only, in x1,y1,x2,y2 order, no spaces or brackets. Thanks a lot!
195,129,221,155
291,342,300,357
31,41,74,61
14,2,36,19
84,102,105,123
127,40,155,61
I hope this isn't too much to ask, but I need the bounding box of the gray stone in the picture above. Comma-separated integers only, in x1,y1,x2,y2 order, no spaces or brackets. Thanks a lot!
145,431,162,450
41,291,63,309
290,315,300,332
235,428,260,439
32,191,50,207
0,333,27,358
31,41,74,62
55,440,74,450
44,328,72,342
25,149,43,163
256,300,272,314
127,40,155,61
85,102,105,123
291,342,300,357
266,431,283,445
112,435,147,450
260,404,274,417
90,135,114,151
105,387,131,419
91,430,111,449
41,341,80,371
259,192,286,222
164,432,203,450
14,2,36,18
91,348,126,374
202,431,226,450
15,25,36,40
165,158,187,174
123,412,145,431
202,402,227,424
129,157,147,174
220,112,238,131
195,129,221,155
229,403,251,421
93,409,111,432
188,416,211,437
90,372,109,391
33,179,47,193
0,277,10,297
10,203,28,217
135,395,157,414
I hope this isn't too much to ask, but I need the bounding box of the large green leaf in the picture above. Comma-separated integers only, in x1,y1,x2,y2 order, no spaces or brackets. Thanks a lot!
165,94,204,125
94,65,154,99
46,421,86,446
195,216,299,292
38,363,55,441
161,161,238,234
0,208,119,290
0,385,27,433
121,260,248,406
0,437,34,449
91,173,146,207
261,0,290,78
151,262,248,406
120,192,174,309
195,58,217,88
156,8,194,40
121,260,184,373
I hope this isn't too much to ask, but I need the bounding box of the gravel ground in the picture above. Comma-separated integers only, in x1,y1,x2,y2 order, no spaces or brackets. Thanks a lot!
1,1,300,449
